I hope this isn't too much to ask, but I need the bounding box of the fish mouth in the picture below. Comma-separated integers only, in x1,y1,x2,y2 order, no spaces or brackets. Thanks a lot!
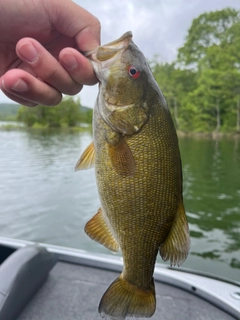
84,31,133,62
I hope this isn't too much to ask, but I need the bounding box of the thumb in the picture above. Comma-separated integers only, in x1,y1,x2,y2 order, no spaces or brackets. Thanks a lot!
47,0,101,51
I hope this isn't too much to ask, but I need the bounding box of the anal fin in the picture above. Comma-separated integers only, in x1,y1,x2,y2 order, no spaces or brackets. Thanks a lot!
75,141,95,171
85,208,119,252
159,201,190,266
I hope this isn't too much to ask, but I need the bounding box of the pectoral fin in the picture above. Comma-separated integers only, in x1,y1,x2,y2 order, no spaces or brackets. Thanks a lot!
85,208,119,252
75,141,95,171
107,135,135,177
159,202,190,266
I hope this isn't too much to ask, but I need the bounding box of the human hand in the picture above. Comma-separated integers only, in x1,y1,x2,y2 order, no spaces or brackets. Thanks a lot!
0,0,100,106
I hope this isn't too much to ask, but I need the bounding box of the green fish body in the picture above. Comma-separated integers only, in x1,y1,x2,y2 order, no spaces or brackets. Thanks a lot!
76,31,190,319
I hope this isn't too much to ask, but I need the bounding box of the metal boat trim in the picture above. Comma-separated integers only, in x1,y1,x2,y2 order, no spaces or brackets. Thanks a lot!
0,237,239,319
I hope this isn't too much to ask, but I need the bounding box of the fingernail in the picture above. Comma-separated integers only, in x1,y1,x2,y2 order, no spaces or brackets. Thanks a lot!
62,52,78,70
20,43,38,63
11,79,28,92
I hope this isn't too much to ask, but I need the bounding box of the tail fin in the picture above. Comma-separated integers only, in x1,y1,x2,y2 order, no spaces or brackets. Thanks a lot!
99,274,156,319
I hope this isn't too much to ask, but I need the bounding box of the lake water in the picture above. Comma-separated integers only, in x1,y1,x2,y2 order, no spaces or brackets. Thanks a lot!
0,124,240,282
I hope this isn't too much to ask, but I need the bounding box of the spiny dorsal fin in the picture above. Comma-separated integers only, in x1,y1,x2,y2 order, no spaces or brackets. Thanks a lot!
108,136,135,177
85,208,119,252
99,274,156,319
159,201,190,266
75,141,95,171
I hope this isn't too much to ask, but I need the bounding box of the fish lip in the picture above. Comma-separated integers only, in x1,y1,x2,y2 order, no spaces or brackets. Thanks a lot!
83,32,133,80
84,31,133,63
100,31,132,48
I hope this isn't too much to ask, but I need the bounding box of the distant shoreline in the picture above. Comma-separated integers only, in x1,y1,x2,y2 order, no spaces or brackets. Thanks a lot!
0,121,92,133
1,121,240,139
177,130,240,139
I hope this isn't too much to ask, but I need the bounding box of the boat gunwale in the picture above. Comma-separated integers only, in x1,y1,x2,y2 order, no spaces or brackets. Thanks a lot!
0,236,239,319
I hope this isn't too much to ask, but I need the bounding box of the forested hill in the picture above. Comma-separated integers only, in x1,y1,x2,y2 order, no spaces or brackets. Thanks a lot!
1,8,240,133
17,97,93,128
0,103,20,120
152,7,240,133
0,101,91,123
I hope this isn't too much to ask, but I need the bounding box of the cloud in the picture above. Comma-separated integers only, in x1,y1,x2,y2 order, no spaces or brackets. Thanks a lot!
1,0,240,107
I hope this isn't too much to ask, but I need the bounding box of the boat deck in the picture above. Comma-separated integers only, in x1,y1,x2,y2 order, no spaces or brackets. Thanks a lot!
17,260,236,320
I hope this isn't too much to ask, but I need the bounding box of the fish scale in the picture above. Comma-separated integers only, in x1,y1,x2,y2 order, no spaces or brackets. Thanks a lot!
76,31,190,319
95,99,181,294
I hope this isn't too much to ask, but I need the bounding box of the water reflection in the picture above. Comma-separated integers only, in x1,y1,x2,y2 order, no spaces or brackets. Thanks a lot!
0,127,239,281
179,137,240,279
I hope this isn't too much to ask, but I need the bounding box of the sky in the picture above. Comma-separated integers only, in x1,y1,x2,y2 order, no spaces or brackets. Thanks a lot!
1,0,240,107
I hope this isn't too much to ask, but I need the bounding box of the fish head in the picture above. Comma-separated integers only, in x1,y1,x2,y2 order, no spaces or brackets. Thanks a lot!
86,31,159,135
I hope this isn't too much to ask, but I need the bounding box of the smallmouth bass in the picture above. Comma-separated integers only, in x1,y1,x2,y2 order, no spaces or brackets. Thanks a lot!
75,31,190,319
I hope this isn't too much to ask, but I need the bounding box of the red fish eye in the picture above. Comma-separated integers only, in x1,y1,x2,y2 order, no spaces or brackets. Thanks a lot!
128,66,141,79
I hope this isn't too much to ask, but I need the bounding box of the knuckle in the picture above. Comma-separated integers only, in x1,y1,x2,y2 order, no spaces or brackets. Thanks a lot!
43,68,59,83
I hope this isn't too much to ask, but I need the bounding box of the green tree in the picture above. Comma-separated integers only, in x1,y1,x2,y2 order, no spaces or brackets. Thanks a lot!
152,61,196,130
175,8,240,133
178,8,240,67
224,21,240,131
17,96,92,128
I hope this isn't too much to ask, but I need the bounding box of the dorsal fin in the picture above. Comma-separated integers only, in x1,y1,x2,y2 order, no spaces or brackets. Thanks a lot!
159,201,190,266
